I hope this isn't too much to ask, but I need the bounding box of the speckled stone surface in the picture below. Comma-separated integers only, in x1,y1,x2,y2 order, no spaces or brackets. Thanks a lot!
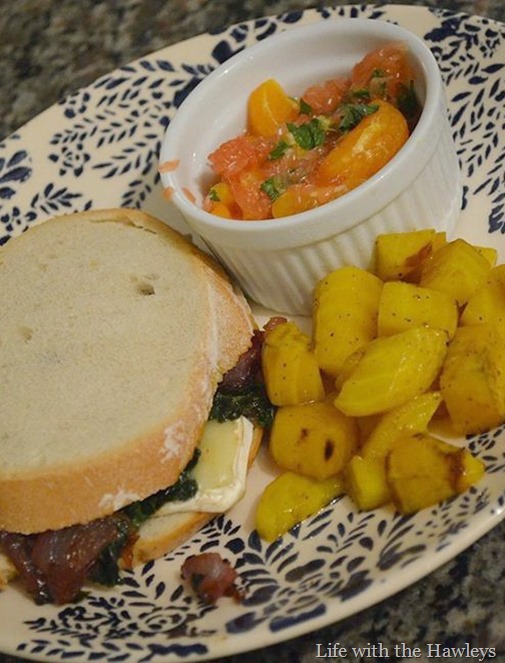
1,1,505,662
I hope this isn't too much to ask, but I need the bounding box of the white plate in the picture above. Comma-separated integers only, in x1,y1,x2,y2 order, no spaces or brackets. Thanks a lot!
1,4,505,662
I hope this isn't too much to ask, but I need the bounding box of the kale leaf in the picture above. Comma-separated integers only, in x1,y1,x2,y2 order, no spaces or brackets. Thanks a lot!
122,450,201,529
210,383,276,429
91,373,274,588
91,451,200,587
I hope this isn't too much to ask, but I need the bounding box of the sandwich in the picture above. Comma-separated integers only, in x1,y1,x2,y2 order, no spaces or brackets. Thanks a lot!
0,208,271,604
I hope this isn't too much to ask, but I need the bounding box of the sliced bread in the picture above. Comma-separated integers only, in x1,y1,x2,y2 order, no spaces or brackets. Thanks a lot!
0,209,253,534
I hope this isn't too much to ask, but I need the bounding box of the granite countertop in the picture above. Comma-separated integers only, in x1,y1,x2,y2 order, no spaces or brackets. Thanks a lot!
0,1,505,662
0,0,504,141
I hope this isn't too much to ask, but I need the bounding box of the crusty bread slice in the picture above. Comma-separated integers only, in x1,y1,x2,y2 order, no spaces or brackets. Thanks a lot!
0,209,253,534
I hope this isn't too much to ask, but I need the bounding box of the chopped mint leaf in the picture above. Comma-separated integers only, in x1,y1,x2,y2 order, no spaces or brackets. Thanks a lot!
339,102,379,133
299,98,313,116
349,88,371,102
397,81,421,121
287,118,326,150
268,140,289,161
261,177,283,201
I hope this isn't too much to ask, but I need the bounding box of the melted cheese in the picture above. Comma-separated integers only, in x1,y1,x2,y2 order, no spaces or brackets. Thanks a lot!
154,416,254,516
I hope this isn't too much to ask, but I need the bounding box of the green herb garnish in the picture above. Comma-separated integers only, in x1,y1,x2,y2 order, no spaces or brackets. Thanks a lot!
396,80,421,122
261,177,284,201
287,118,326,150
299,98,313,116
339,102,379,133
268,140,289,161
208,187,221,202
348,87,371,102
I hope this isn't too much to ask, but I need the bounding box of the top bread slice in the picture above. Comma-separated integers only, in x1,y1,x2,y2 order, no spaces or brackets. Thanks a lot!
0,208,253,534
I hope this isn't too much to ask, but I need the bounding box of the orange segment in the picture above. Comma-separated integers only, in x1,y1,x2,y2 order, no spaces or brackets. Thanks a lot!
205,182,240,218
271,185,319,218
316,99,408,189
210,202,233,218
210,182,235,206
248,79,298,138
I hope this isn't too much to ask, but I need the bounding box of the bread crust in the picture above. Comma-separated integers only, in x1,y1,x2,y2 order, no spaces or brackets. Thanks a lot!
0,209,254,534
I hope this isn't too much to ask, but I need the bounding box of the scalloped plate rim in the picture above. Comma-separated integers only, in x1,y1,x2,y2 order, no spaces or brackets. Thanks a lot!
0,4,505,662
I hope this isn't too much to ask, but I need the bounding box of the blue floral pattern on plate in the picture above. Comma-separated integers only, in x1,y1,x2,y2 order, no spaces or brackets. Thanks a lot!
1,5,505,662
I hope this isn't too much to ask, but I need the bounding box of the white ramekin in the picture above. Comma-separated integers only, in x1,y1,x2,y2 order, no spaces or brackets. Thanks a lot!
160,18,461,315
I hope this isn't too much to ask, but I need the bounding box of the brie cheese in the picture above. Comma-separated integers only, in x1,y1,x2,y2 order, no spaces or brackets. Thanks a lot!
154,416,254,516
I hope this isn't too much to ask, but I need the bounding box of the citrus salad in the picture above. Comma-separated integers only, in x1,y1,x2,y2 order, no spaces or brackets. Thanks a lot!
204,42,421,220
